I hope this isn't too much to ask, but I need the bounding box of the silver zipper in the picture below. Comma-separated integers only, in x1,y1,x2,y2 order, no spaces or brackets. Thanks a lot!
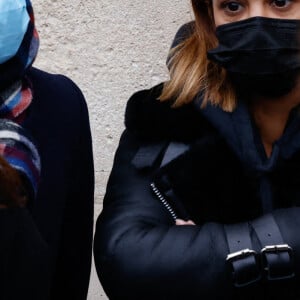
150,182,177,220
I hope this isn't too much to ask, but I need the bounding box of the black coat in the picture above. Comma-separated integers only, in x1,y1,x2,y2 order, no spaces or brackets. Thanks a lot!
94,83,300,299
0,68,94,300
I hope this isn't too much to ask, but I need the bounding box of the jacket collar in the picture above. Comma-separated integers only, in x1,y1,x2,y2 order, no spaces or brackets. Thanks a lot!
125,82,300,173
124,83,214,142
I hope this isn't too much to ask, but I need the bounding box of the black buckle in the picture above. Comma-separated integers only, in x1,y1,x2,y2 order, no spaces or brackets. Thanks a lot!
227,249,261,287
261,244,295,281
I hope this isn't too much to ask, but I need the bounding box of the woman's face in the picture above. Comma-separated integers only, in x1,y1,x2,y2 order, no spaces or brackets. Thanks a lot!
212,0,300,26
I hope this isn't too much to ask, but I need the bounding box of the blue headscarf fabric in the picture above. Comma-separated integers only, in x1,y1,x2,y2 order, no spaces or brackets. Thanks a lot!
0,0,39,90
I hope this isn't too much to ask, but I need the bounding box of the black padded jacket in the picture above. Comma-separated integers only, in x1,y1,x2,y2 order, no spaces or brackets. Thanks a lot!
0,68,94,300
94,83,300,299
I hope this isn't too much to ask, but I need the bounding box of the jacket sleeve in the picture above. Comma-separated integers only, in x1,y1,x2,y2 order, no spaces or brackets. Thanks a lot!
50,80,94,299
94,130,234,299
94,129,300,299
0,208,51,299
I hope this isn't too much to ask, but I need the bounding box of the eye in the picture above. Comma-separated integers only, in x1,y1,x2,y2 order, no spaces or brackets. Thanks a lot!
271,0,292,8
221,1,243,13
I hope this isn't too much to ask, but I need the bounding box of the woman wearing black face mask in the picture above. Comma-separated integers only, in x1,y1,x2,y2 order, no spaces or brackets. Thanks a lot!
94,0,300,299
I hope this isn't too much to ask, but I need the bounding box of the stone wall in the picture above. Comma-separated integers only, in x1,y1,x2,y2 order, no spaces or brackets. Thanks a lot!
33,0,192,298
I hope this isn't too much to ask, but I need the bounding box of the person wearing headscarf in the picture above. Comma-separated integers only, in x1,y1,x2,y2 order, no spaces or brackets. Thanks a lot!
0,1,94,299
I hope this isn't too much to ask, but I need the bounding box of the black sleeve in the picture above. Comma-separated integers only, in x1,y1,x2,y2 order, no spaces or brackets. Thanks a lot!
0,208,51,299
94,130,234,299
94,130,300,299
50,83,94,299
272,207,300,262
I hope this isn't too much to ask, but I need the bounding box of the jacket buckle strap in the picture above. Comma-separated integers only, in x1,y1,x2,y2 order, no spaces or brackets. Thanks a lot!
261,244,295,280
251,215,295,282
226,249,261,287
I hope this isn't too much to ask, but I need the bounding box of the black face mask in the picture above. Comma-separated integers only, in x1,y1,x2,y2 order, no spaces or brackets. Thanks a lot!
207,17,300,98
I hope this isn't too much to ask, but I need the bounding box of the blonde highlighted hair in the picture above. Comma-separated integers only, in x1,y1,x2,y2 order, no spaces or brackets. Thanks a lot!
160,0,237,112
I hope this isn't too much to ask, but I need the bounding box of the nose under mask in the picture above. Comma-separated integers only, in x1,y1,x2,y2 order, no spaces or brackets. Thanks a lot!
207,17,300,98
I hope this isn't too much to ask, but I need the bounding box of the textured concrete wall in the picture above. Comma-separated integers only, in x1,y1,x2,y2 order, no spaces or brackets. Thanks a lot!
32,0,192,299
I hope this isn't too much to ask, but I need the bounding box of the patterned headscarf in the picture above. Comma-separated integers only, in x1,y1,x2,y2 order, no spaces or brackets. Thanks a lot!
0,119,41,199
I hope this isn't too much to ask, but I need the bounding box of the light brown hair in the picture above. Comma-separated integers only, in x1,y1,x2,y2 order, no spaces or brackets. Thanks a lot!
160,0,236,112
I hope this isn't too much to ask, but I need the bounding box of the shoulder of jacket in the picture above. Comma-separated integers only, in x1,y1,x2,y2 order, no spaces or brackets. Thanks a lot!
27,67,85,101
125,83,212,142
27,67,87,113
25,68,90,136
